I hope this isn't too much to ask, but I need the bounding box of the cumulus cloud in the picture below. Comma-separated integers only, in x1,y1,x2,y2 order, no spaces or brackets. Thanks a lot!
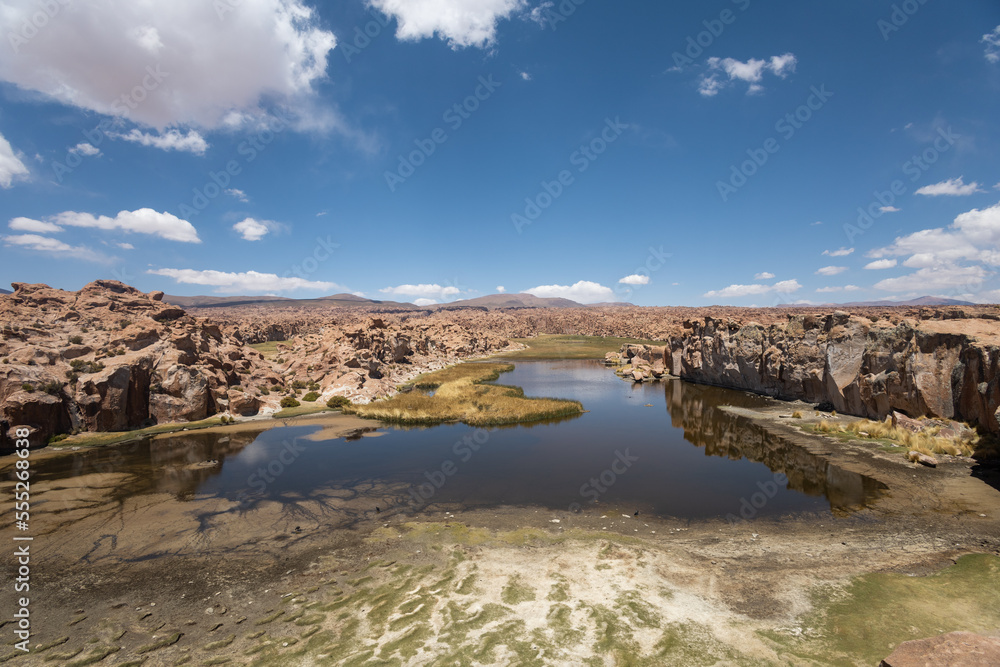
815,266,848,276
8,217,62,233
816,285,860,293
915,177,984,196
525,280,615,304
413,298,438,307
226,188,249,203
618,274,650,286
69,142,101,157
369,0,526,49
110,129,208,155
873,265,989,293
864,259,897,270
754,272,775,280
0,132,29,188
35,209,201,243
496,286,506,293
869,202,1000,267
520,71,531,81
2,233,105,262
0,0,336,131
148,268,337,293
822,247,854,257
703,279,801,299
380,284,461,299
699,53,796,97
116,242,134,250
984,25,1000,63
232,218,285,242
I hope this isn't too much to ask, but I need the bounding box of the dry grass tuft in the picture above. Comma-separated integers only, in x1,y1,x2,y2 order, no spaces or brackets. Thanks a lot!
815,417,981,456
348,363,584,426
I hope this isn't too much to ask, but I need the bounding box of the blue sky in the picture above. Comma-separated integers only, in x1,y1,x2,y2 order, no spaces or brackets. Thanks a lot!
1,0,999,306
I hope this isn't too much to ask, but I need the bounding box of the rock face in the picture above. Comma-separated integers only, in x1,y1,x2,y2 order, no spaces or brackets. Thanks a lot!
617,313,1000,433
880,631,1000,666
0,281,268,447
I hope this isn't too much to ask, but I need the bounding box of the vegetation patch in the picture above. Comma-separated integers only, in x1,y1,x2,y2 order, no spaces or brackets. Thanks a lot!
348,363,583,426
806,416,982,457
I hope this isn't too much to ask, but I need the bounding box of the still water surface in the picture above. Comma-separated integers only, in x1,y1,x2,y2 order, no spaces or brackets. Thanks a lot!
22,360,885,521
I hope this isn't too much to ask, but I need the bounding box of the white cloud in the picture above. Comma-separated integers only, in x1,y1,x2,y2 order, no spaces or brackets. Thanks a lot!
232,217,285,242
700,53,796,96
69,142,101,157
148,268,337,293
864,259,897,270
42,209,201,243
116,242,134,250
869,202,1000,267
844,285,861,291
369,0,526,49
111,129,208,155
618,274,650,285
520,71,531,81
2,234,105,262
822,247,854,257
754,272,775,280
915,177,984,196
811,221,823,226
380,284,461,299
815,285,861,294
0,0,336,131
525,280,615,304
874,265,990,293
226,188,249,203
8,217,63,233
496,286,506,293
703,279,801,299
815,266,848,276
983,25,1000,63
413,298,438,307
0,132,29,188
879,206,900,213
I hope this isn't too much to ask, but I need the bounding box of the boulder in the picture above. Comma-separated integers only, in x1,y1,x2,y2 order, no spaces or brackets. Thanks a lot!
228,389,260,416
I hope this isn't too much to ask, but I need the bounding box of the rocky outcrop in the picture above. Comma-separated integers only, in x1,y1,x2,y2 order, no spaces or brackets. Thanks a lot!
880,631,1000,666
0,281,269,447
613,313,1000,433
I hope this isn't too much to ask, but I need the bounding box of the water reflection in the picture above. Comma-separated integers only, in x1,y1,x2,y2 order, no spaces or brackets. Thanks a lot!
664,380,886,513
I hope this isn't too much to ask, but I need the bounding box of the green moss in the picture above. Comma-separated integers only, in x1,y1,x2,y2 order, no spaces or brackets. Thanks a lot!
136,632,182,654
501,576,537,605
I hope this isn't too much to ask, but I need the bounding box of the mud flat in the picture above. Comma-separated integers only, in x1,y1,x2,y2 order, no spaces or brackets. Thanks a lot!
1,397,999,666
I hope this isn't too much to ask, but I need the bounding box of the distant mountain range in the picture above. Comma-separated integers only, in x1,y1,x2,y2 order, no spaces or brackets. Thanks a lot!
779,296,976,308
0,288,11,295
163,291,635,310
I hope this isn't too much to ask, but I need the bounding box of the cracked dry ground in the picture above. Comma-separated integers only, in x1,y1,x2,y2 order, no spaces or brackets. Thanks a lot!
1,412,1000,666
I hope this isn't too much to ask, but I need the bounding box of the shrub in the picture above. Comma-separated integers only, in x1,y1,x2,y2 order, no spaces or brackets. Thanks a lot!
42,381,64,395
231,386,243,393
65,371,79,384
119,319,132,329
791,411,803,419
302,391,320,402
291,380,308,390
326,396,351,409
68,335,83,345
258,386,270,396
21,383,33,392
280,396,300,409
307,382,320,392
